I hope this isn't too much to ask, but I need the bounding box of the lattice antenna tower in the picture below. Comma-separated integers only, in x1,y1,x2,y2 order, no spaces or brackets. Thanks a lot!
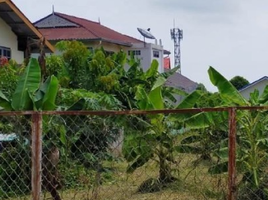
170,26,183,73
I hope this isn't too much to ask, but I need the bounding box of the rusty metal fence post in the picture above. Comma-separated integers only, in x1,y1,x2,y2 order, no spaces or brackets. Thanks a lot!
31,112,42,200
228,108,237,200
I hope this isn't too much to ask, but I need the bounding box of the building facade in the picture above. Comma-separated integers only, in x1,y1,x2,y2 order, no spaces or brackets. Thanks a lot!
0,0,54,64
0,17,24,62
239,76,268,99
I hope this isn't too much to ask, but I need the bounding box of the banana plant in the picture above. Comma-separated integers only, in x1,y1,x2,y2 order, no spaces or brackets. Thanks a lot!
179,66,268,198
209,67,268,190
122,75,203,183
0,58,59,111
0,58,60,199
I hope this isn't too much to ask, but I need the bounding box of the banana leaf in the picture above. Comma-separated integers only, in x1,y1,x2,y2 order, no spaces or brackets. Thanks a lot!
208,67,249,106
11,58,41,110
176,90,203,109
258,85,268,104
135,85,152,110
184,112,213,129
135,76,166,110
144,59,158,79
39,75,59,110
0,90,11,110
149,86,164,109
161,66,180,78
170,90,204,122
151,76,166,91
33,75,59,110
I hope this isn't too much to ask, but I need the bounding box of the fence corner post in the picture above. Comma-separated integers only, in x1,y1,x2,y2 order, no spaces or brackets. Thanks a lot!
31,112,42,200
228,107,237,200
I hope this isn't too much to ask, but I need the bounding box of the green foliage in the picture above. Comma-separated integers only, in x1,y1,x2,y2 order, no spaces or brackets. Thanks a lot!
0,138,31,198
86,49,126,93
205,67,268,198
56,41,91,88
196,83,208,92
123,79,200,183
0,58,59,111
0,41,188,196
208,67,249,106
169,67,268,198
0,58,59,198
0,62,21,100
45,55,70,87
54,41,179,110
195,92,223,108
57,88,123,110
229,75,249,90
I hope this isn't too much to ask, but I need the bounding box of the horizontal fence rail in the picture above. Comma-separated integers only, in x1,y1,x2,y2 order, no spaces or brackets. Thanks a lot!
0,106,268,200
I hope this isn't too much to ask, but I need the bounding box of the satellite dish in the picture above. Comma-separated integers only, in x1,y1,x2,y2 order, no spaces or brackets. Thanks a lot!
137,28,156,39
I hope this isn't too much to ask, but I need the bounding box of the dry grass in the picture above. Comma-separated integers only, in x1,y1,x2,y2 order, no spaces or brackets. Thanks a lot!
8,154,228,200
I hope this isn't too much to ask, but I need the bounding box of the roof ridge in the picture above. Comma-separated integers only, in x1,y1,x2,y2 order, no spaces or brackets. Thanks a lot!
239,76,268,92
34,13,52,24
54,12,100,38
54,12,100,24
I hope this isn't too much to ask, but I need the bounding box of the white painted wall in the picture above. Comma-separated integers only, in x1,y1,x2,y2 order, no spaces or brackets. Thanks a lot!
240,79,268,99
0,18,24,63
127,42,165,73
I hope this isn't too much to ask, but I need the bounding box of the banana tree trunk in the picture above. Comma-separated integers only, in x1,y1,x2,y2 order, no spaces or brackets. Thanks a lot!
159,153,172,183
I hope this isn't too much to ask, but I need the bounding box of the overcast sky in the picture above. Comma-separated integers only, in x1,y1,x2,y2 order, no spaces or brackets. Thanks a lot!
13,0,268,91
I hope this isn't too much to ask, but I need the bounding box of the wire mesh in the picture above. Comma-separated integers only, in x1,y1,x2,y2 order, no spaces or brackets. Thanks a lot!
0,114,31,200
1,108,268,200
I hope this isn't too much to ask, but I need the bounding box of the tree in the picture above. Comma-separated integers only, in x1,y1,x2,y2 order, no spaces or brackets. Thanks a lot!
196,83,208,92
229,76,249,90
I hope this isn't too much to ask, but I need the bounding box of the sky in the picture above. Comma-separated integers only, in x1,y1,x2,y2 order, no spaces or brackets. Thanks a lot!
12,0,268,91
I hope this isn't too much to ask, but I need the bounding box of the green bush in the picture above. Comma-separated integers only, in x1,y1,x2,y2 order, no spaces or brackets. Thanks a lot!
0,141,31,198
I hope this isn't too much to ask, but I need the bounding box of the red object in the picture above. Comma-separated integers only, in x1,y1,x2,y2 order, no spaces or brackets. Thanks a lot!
0,57,8,66
37,12,143,46
164,57,170,69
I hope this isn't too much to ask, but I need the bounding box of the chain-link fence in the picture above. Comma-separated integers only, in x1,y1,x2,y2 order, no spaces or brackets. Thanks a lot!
0,107,268,200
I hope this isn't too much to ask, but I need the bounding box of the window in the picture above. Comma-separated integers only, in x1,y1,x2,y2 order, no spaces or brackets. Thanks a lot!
105,50,114,56
0,46,11,60
128,50,141,56
87,47,94,53
153,50,159,58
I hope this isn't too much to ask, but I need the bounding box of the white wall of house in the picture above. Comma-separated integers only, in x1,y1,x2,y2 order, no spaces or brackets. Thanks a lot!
240,79,268,99
0,18,24,63
126,41,164,73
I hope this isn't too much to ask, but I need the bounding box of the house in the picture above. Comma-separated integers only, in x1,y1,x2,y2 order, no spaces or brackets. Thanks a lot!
239,76,268,99
34,11,169,73
0,0,54,63
34,11,198,98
